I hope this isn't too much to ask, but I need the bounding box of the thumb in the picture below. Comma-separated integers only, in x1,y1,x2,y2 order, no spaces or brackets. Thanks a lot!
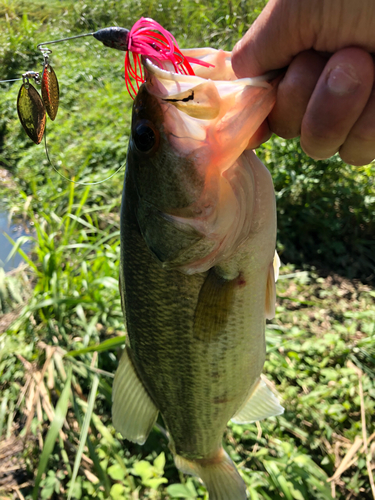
232,0,375,79
232,0,311,78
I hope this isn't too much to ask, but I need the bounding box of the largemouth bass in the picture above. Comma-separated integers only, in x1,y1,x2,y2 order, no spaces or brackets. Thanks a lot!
113,48,283,500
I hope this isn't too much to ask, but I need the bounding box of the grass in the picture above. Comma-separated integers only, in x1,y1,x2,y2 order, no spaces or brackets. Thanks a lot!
0,1,374,499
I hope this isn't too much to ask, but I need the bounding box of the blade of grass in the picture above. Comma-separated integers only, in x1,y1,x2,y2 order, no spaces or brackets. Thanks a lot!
263,461,293,500
32,368,72,500
71,389,111,495
65,185,91,239
248,487,261,500
64,178,75,235
66,356,114,378
0,394,8,437
68,354,99,500
67,214,103,234
65,335,126,357
3,234,38,272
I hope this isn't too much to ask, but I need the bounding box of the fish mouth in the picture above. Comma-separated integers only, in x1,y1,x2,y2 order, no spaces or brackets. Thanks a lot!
141,53,280,148
144,57,209,104
143,56,275,101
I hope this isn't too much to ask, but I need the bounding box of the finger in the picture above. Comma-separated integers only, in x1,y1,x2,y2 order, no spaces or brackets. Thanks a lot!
245,119,272,150
268,50,327,138
300,48,374,160
339,85,375,165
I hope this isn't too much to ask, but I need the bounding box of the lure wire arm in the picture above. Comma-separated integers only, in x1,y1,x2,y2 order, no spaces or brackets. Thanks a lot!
0,77,23,83
0,72,41,84
36,28,130,53
35,29,129,184
37,32,95,51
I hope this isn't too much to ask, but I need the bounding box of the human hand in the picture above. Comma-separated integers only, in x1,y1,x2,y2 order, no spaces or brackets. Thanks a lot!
232,0,375,166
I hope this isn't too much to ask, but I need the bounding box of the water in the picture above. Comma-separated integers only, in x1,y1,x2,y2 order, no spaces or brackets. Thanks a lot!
0,209,34,272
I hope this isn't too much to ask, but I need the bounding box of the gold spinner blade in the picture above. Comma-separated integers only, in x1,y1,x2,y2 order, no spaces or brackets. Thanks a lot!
17,82,46,144
41,64,59,121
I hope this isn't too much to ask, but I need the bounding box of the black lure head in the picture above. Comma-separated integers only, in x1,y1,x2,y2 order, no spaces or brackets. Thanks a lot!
93,27,130,52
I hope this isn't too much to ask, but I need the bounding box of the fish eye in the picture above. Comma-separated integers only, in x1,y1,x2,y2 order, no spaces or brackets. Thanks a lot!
133,120,159,153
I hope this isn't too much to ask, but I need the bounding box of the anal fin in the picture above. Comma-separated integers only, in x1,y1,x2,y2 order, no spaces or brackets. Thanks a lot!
273,250,281,282
231,376,284,424
112,346,158,444
265,250,280,320
174,448,247,500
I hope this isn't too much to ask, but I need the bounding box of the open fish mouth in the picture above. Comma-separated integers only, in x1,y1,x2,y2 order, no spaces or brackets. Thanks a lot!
143,52,276,100
142,51,280,152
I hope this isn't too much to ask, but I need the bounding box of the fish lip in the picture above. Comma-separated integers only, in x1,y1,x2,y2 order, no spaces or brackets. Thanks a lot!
143,58,203,86
143,57,277,92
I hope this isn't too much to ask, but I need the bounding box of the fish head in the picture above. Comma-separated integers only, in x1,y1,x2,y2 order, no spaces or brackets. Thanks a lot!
126,50,278,273
128,83,206,216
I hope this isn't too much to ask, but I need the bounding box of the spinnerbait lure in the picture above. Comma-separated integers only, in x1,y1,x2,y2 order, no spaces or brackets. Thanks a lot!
0,18,214,183
38,18,213,99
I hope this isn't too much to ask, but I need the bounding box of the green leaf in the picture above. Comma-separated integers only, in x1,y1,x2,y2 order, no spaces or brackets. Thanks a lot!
110,483,126,500
90,408,116,445
248,487,261,500
146,477,168,489
153,452,166,475
3,233,38,272
76,398,111,495
107,464,126,481
133,460,153,481
0,394,8,438
91,276,119,290
167,483,197,498
263,461,293,500
33,368,72,500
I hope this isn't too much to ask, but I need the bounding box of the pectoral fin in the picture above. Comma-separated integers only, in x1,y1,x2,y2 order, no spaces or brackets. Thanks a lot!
231,376,284,424
193,269,237,342
265,250,280,320
112,347,158,444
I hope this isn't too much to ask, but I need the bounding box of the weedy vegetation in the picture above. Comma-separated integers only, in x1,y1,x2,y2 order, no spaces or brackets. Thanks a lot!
0,1,374,499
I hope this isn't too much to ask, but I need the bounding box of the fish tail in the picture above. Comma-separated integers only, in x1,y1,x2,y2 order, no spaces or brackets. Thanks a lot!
174,448,247,500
